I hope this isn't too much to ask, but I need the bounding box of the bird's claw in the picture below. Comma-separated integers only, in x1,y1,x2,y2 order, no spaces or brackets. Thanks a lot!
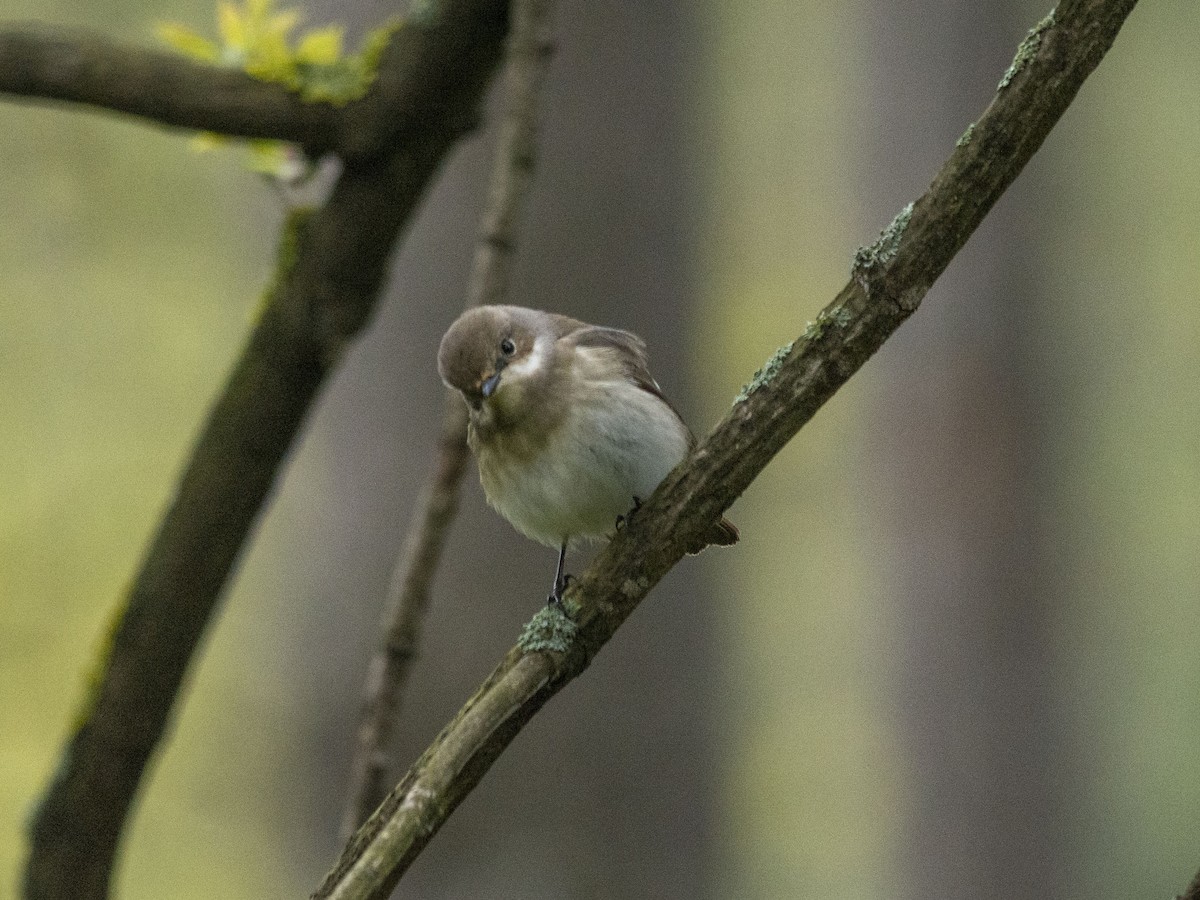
547,573,574,609
615,496,643,531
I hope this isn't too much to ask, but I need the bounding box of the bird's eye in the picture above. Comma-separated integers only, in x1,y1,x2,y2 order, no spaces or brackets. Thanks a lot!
500,338,516,356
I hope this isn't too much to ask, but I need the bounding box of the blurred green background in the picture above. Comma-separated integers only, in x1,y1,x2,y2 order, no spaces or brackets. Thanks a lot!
3,0,1199,898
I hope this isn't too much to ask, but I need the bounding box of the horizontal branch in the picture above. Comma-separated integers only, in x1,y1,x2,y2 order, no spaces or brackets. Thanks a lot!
0,0,513,160
0,24,337,148
312,0,1140,897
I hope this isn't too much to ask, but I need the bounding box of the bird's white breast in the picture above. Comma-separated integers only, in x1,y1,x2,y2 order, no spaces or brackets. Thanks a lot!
475,351,689,548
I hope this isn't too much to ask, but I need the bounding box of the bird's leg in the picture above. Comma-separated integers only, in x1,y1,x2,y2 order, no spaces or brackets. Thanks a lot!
548,541,569,608
615,496,643,532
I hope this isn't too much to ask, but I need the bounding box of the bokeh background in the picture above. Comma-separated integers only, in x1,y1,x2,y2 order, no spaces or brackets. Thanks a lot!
3,0,1199,897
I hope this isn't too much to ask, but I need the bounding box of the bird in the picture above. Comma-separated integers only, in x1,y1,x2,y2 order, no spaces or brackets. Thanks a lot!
437,304,738,607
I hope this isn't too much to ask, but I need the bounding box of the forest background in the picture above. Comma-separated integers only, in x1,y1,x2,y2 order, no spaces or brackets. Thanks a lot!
2,0,1198,897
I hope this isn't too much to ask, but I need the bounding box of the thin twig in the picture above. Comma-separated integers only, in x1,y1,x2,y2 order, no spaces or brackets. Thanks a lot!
312,1,1140,897
21,3,511,899
338,0,557,841
337,396,470,841
463,0,555,309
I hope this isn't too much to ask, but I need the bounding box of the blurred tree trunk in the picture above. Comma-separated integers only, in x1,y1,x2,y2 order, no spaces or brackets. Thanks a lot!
696,2,891,896
865,2,1065,896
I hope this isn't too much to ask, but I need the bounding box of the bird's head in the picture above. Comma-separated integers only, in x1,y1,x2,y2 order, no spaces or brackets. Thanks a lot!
438,306,551,420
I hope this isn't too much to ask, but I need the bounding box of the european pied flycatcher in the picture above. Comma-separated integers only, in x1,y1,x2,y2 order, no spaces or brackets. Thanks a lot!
438,305,738,606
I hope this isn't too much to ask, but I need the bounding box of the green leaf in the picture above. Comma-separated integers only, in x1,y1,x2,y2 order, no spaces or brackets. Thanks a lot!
156,23,221,61
295,25,343,65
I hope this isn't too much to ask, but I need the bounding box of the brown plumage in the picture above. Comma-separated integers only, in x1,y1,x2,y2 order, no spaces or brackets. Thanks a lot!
438,305,738,603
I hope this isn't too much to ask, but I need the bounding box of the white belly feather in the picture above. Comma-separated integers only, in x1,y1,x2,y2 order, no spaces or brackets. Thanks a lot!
477,379,689,548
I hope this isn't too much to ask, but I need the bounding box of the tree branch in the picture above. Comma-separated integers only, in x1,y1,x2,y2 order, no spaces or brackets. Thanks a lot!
1178,868,1200,900
21,3,511,899
311,1,1140,897
339,0,557,841
0,0,517,161
337,395,471,841
0,24,337,148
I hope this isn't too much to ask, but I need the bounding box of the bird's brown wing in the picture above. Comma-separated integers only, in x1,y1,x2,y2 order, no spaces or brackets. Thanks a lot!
699,517,740,549
563,324,683,422
564,323,739,551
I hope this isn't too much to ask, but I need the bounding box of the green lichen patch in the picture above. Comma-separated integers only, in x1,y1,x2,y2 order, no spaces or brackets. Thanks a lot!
278,205,313,270
853,200,914,279
518,604,578,654
407,0,439,27
803,303,854,342
956,122,976,148
999,8,1056,90
71,595,129,734
735,340,795,405
254,205,314,317
619,576,649,599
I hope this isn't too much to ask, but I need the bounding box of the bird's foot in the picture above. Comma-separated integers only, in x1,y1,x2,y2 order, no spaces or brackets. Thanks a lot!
615,496,643,531
547,573,574,610
546,590,575,620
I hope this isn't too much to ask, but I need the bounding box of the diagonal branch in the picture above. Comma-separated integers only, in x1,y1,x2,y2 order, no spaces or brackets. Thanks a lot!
21,2,511,899
311,1,1140,897
338,0,558,841
0,24,338,148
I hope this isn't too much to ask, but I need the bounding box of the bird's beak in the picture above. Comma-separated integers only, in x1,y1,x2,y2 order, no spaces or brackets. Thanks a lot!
481,371,502,398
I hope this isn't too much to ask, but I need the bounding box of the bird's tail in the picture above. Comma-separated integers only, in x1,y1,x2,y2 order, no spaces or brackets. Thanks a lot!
686,516,739,555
